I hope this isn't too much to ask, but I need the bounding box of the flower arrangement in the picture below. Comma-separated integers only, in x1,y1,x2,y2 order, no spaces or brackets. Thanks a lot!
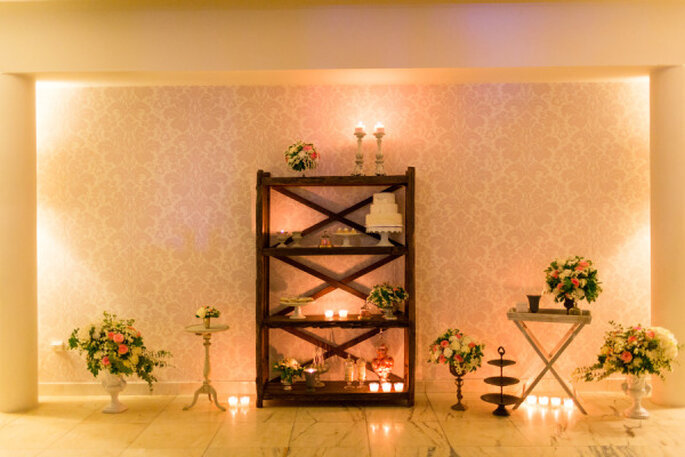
575,322,679,381
366,283,408,311
273,357,304,384
284,141,319,174
68,312,171,388
428,328,484,373
196,306,221,319
544,256,602,305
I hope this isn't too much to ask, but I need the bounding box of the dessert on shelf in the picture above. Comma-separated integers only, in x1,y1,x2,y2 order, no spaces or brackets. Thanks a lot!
365,192,403,246
333,227,361,246
279,296,314,320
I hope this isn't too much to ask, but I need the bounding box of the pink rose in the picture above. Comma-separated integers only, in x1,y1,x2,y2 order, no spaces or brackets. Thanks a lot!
633,325,642,330
102,356,110,366
107,332,114,340
551,270,559,278
456,333,462,339
468,342,476,349
620,351,633,363
557,283,563,290
646,330,655,339
303,145,312,151
432,345,439,352
440,340,449,348
113,333,124,343
627,335,637,344
118,344,129,355
577,261,589,270
439,355,446,364
571,278,580,287
455,354,464,363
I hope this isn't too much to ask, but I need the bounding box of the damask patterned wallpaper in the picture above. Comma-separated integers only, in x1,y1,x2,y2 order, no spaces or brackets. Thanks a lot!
36,82,650,386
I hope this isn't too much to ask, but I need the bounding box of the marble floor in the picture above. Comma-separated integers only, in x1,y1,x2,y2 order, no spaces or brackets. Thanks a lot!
0,392,683,457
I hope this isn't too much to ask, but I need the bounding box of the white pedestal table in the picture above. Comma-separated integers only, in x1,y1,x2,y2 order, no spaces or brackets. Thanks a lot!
183,323,229,411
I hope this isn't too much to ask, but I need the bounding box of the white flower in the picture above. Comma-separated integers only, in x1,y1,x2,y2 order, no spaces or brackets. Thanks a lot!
462,336,472,346
196,307,206,318
450,340,462,351
443,348,453,358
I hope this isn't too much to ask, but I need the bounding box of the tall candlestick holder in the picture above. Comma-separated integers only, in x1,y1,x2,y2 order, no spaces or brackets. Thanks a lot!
352,130,366,176
374,130,386,176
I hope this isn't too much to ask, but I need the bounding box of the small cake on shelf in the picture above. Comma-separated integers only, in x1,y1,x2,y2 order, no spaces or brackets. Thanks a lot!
280,296,314,320
334,227,361,246
365,193,403,246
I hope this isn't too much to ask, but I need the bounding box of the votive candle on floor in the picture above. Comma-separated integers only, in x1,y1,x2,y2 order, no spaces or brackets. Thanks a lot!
338,309,348,319
240,396,250,407
228,396,238,407
563,398,574,408
539,396,549,406
526,395,537,406
369,382,380,392
393,382,404,392
551,397,561,407
381,382,392,393
324,310,334,319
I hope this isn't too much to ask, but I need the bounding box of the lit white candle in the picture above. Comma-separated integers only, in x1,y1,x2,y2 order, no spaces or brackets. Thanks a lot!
338,309,348,319
239,396,250,407
526,395,537,406
393,382,404,392
369,382,380,392
228,396,238,407
374,122,385,134
324,310,334,319
563,398,574,409
354,122,365,134
381,382,392,392
551,397,561,408
539,396,549,406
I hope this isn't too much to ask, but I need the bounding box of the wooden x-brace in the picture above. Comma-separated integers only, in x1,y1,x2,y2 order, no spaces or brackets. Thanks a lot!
270,185,403,248
271,327,402,383
512,320,588,414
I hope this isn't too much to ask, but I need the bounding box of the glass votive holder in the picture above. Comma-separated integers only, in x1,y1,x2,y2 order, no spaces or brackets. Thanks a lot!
563,398,574,409
381,382,392,393
369,382,380,392
525,395,537,406
239,396,250,407
393,382,404,392
551,397,561,408
539,396,549,406
338,309,348,319
324,310,334,319
228,396,238,407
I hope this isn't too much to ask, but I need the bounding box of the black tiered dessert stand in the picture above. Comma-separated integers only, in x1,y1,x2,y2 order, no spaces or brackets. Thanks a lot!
481,346,520,416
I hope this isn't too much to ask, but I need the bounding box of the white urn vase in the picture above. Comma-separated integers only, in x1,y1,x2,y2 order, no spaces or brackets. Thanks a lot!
101,372,128,414
621,374,651,419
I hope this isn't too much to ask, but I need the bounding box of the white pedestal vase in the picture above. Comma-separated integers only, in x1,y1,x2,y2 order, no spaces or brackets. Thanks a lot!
622,374,651,419
101,372,128,414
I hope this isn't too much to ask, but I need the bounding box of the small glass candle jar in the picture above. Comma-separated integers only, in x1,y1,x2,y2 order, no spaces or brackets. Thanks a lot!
324,310,334,319
526,395,537,406
338,309,348,319
393,382,404,392
551,397,562,408
381,382,392,393
563,398,574,409
369,382,380,392
228,396,238,407
239,396,250,407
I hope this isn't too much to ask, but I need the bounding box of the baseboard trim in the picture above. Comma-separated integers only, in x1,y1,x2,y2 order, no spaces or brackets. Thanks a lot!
39,376,627,396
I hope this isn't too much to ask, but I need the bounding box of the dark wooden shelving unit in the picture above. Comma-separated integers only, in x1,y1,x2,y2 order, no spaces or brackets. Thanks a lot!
256,168,416,407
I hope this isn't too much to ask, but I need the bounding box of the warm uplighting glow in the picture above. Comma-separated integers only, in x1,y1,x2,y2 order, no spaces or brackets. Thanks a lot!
381,382,392,392
564,398,574,408
526,395,537,405
382,423,391,434
551,397,561,407
369,382,380,392
338,309,348,319
240,396,250,407
324,310,334,319
539,396,549,406
393,382,404,392
228,396,238,407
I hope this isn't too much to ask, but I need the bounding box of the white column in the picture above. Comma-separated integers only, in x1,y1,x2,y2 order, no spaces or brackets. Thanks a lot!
651,65,685,406
0,74,37,412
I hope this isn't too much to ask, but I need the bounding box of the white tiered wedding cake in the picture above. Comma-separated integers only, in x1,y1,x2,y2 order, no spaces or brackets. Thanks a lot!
365,193,403,228
365,193,403,246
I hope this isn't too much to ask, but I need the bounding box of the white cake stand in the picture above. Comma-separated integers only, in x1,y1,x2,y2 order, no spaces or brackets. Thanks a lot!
367,225,403,246
280,297,314,319
334,230,361,246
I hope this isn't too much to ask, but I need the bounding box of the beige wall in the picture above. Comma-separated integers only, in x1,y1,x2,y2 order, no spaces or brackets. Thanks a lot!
0,2,684,75
36,81,650,385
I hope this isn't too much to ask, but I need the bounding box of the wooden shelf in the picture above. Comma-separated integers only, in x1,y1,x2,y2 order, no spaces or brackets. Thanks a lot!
264,246,406,256
262,380,409,403
266,314,410,329
262,175,408,187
